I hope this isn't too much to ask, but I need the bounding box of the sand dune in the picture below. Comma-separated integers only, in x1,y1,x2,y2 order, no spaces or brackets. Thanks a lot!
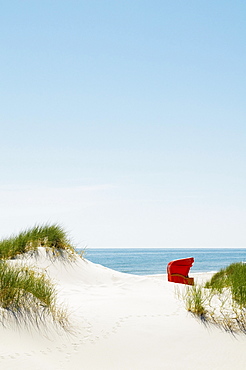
1,248,246,370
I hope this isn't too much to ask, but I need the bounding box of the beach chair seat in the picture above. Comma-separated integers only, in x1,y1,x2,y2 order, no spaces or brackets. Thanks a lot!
167,257,194,285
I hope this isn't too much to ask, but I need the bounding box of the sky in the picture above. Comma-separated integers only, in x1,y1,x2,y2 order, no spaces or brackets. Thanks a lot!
0,1,246,248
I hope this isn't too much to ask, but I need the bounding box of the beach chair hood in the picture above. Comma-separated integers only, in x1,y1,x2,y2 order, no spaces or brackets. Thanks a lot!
167,257,194,285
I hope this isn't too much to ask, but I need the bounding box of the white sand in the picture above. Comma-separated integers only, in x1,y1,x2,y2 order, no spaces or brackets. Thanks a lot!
1,248,246,370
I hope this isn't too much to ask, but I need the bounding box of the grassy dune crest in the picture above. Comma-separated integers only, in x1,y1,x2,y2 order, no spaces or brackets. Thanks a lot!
182,263,246,333
0,224,75,260
205,263,246,308
0,224,78,328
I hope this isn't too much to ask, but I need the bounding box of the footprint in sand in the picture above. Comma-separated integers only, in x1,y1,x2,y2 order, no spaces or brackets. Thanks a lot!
56,347,64,352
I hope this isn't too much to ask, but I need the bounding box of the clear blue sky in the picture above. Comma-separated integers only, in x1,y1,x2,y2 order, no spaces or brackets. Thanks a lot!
1,1,245,248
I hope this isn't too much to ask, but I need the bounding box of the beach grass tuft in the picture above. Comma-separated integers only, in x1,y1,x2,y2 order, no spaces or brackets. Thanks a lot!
182,262,246,333
205,262,246,308
0,224,77,260
0,224,82,328
0,262,55,311
184,284,207,317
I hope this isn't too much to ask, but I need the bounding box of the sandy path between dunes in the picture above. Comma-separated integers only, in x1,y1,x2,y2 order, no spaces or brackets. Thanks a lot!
0,248,246,370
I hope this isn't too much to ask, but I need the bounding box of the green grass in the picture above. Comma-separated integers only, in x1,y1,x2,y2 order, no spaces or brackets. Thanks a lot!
0,224,81,328
182,262,246,333
0,262,54,310
205,262,246,308
183,284,207,317
0,224,76,260
0,261,68,328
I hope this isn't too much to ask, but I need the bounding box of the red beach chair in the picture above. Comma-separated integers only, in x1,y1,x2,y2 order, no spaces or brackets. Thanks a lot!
167,258,194,285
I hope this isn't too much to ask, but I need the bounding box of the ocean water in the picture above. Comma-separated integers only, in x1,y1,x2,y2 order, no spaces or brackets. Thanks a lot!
80,248,246,276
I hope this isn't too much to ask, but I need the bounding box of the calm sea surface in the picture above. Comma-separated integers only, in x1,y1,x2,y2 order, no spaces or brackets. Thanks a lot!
79,248,246,275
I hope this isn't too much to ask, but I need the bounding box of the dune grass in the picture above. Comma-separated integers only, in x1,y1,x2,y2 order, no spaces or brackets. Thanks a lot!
182,262,246,333
0,224,79,328
0,224,76,260
0,263,54,309
205,262,246,308
183,284,208,317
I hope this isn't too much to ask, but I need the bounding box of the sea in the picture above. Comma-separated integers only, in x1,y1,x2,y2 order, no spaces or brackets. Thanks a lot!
79,248,246,276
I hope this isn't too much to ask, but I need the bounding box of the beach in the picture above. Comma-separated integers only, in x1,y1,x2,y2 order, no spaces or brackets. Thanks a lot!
1,248,246,370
